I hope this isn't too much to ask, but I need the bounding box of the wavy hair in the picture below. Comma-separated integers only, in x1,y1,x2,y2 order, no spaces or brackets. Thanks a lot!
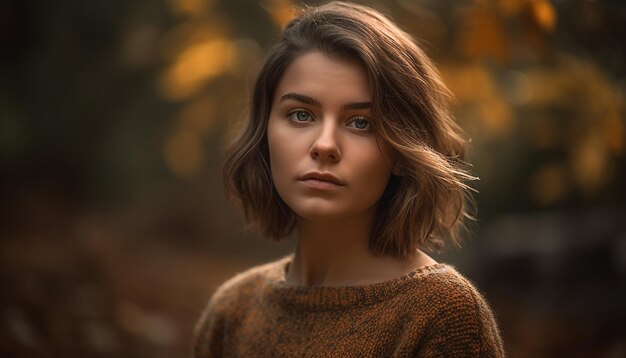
223,1,476,258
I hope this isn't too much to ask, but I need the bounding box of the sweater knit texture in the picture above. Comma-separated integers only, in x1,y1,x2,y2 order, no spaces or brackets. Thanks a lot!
194,255,505,357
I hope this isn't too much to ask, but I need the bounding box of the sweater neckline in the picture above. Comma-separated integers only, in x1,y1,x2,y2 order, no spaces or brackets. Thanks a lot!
264,255,450,311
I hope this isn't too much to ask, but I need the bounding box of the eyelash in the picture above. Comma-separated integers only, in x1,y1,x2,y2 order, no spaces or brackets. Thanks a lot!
286,109,373,131
346,116,372,131
286,108,313,123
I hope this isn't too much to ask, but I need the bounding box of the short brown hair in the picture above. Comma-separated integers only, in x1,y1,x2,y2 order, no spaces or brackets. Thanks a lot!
223,1,476,258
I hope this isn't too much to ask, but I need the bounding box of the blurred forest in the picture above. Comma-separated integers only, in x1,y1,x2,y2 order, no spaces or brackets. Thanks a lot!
1,0,625,357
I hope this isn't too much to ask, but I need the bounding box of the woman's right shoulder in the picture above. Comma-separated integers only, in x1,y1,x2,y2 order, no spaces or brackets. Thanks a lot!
193,256,290,356
200,255,290,314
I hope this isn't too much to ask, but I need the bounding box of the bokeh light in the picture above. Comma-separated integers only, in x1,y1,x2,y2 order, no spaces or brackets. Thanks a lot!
1,0,624,357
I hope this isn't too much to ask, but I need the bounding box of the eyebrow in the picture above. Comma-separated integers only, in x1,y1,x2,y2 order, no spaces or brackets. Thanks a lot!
343,101,372,110
279,93,321,107
279,92,371,111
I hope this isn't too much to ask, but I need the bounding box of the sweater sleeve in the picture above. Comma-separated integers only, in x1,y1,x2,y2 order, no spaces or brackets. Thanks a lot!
192,267,262,358
193,290,227,358
469,288,506,357
415,276,505,358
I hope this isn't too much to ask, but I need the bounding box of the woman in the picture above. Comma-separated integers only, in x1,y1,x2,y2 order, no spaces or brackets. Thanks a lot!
195,2,505,357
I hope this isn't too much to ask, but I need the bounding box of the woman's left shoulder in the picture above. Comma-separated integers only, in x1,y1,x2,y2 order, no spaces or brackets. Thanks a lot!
406,264,506,357
411,264,494,308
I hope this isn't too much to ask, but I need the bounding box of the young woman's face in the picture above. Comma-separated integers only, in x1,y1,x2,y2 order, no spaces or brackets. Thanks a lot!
267,51,393,222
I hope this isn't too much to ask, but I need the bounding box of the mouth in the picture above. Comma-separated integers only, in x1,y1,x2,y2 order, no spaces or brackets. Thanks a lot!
298,172,345,186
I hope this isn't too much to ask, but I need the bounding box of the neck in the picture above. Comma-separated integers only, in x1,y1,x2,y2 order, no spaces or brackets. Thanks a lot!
285,209,436,287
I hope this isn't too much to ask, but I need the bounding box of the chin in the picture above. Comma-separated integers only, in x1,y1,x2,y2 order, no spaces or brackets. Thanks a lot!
291,203,350,221
292,202,375,223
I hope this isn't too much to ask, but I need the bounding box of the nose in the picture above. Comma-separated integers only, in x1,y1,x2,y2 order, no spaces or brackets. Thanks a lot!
310,120,341,162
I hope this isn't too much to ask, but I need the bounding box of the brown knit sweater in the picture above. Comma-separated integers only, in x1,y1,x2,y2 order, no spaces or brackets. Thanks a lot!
194,255,505,357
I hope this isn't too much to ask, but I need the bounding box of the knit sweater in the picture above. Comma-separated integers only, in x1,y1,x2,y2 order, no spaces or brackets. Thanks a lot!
194,255,505,357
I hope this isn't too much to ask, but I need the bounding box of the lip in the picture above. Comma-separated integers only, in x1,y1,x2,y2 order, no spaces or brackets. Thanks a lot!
298,172,345,187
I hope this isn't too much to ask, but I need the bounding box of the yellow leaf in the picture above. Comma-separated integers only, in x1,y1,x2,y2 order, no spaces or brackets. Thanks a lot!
457,8,510,63
530,0,556,32
158,38,235,101
570,134,608,194
262,0,297,27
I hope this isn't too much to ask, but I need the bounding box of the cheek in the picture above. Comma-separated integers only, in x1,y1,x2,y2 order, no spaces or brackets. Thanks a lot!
267,117,296,186
267,121,283,178
350,143,393,198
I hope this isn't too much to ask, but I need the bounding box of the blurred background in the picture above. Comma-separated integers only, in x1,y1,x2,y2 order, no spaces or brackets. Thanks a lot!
1,0,624,357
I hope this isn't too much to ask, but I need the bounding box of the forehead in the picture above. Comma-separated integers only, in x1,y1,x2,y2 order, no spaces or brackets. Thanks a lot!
273,51,372,105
